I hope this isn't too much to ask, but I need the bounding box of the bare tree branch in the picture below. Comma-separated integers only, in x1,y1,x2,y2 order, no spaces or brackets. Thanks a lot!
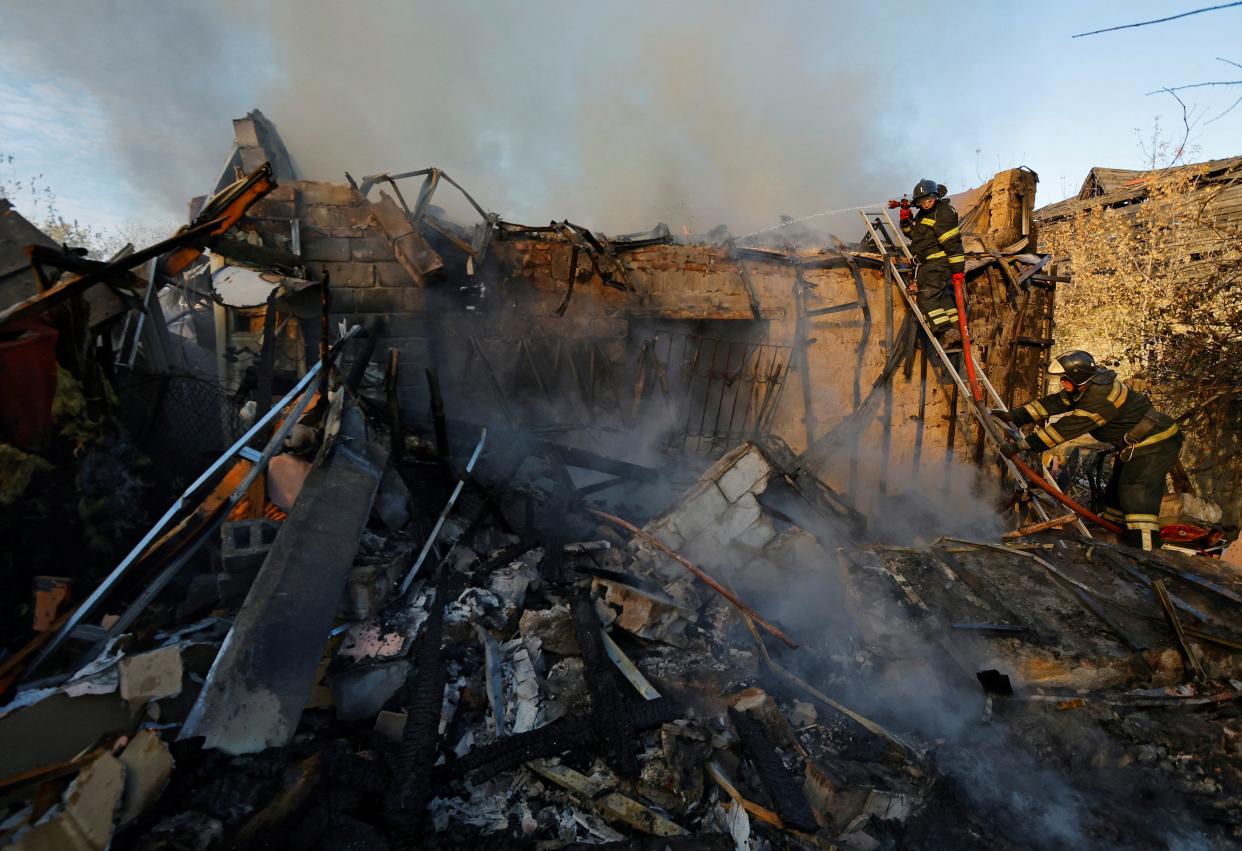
1074,2,1242,38
1145,80,1242,95
1207,92,1242,122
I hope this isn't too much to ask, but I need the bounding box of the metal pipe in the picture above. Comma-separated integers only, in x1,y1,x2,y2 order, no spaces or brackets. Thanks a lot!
398,428,488,594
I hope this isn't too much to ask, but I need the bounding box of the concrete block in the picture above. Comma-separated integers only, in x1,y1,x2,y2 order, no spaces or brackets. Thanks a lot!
221,518,282,573
355,286,421,315
117,729,174,825
232,118,261,148
716,446,773,502
299,182,363,207
314,261,375,287
11,753,125,850
375,709,408,742
351,236,396,263
735,516,777,551
369,194,444,281
714,492,762,543
663,481,728,541
119,645,184,702
248,198,296,219
304,204,364,237
301,236,353,263
263,184,296,203
373,260,414,286
518,605,579,656
645,516,685,552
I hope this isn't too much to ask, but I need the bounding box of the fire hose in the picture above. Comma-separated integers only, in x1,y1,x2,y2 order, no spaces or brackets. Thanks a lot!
990,417,1125,535
952,276,985,403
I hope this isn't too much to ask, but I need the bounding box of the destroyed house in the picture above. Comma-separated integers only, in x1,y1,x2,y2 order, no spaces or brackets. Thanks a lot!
3,112,1242,850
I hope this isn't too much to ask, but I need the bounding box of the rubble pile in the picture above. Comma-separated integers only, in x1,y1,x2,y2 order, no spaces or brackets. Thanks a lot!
2,113,1242,850
4,386,1242,850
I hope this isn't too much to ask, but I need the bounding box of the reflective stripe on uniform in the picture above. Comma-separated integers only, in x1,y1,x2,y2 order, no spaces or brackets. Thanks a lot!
1069,408,1107,427
937,226,960,243
1124,514,1160,531
925,250,946,260
1107,381,1129,407
1033,424,1064,447
947,255,965,264
1101,507,1125,522
919,217,936,227
1031,400,1049,417
1132,424,1179,449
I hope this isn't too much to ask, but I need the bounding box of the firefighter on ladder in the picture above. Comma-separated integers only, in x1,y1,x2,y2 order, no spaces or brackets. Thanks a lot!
898,179,966,346
993,350,1183,551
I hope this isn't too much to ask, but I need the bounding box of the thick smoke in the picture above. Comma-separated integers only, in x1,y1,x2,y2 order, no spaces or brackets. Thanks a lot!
2,1,916,233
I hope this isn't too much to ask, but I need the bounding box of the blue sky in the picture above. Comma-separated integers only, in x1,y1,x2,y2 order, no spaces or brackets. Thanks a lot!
1,1,1239,236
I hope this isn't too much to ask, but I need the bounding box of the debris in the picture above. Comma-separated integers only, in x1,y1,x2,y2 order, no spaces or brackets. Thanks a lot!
118,645,183,703
527,759,686,837
328,659,410,722
180,397,385,754
590,508,799,648
519,605,580,657
7,752,125,851
116,729,174,825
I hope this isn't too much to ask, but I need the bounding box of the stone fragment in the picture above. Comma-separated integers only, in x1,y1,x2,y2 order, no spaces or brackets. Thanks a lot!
119,645,183,703
375,709,408,742
518,605,580,656
117,729,174,825
10,753,125,850
715,446,772,503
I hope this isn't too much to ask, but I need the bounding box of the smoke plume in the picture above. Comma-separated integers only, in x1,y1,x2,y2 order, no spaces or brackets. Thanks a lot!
1,1,917,233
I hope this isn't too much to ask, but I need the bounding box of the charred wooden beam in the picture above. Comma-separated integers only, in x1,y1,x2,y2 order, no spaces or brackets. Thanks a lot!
728,708,819,833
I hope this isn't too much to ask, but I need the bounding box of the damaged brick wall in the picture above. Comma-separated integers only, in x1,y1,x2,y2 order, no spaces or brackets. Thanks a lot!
235,168,1051,511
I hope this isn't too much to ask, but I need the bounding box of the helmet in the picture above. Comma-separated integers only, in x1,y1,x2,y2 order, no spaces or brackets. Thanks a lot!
1048,350,1099,385
912,179,945,204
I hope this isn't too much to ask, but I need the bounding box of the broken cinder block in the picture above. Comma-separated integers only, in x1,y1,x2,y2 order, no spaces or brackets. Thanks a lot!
369,193,444,283
119,645,184,703
220,518,282,573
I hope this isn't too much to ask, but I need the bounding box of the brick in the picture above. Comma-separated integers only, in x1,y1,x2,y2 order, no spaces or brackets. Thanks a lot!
373,260,413,286
355,287,409,314
327,289,356,313
315,261,375,287
716,446,773,502
263,184,296,203
119,645,183,702
248,198,295,219
368,194,444,281
299,181,364,207
351,236,396,263
384,315,435,338
304,204,364,237
302,236,353,262
232,117,262,147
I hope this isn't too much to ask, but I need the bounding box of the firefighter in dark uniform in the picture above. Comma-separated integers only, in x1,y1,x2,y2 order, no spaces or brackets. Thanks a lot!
994,351,1183,551
899,179,967,344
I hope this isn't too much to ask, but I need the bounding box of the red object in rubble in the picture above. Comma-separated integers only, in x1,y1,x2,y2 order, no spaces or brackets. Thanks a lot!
0,318,60,449
1161,524,1218,545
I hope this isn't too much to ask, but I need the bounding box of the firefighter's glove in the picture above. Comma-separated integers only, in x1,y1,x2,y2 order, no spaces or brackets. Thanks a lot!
899,207,913,222
951,272,965,289
998,438,1021,458
990,409,1014,424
